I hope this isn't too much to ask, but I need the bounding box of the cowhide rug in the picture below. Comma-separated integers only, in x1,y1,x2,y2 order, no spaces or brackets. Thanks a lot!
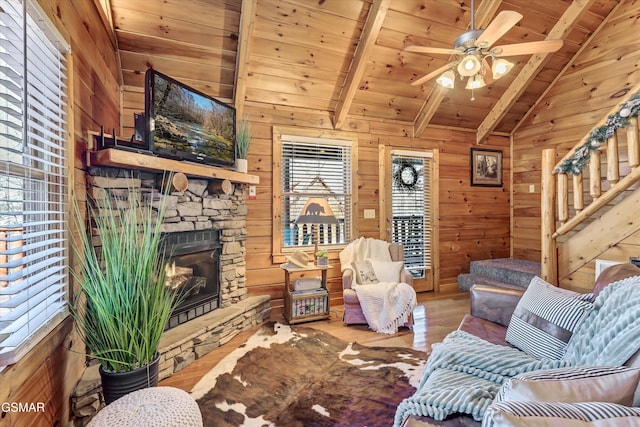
191,322,427,426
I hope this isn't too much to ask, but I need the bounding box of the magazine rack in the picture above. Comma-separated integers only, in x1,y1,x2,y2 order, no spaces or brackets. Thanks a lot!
280,264,330,324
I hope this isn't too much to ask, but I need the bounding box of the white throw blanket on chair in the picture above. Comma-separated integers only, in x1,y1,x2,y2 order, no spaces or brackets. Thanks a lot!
340,237,417,334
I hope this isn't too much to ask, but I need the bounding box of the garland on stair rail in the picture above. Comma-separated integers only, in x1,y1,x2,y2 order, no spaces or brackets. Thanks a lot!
555,92,640,175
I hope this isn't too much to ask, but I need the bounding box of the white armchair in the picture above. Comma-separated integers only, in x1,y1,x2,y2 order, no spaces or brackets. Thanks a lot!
340,239,415,330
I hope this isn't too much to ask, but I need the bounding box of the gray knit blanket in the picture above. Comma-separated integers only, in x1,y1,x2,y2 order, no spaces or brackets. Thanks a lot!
394,276,640,427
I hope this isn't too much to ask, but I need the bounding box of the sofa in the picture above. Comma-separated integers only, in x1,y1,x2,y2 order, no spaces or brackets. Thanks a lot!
398,263,640,427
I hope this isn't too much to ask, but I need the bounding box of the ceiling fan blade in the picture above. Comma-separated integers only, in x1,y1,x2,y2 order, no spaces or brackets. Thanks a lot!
411,63,452,86
404,45,460,55
492,39,564,57
475,11,523,48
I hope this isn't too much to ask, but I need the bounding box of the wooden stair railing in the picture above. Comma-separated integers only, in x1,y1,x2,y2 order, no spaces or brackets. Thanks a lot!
541,87,640,284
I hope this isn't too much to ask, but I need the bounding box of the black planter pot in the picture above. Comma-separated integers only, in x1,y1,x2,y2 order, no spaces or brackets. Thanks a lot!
99,353,160,405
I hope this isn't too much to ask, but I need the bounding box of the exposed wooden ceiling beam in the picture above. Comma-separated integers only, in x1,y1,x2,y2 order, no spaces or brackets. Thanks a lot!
234,0,257,120
476,0,596,144
333,0,391,130
414,0,503,137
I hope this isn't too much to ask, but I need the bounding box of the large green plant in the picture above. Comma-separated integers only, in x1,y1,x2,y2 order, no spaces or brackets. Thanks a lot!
70,181,180,373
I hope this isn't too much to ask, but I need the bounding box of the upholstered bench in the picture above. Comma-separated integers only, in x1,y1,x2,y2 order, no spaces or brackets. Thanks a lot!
88,386,202,426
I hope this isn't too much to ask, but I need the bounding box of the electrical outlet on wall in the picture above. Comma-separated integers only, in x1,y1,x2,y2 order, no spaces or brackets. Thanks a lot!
364,209,376,219
595,259,624,279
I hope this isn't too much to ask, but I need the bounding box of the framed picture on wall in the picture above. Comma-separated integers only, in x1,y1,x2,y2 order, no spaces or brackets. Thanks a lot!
470,148,503,187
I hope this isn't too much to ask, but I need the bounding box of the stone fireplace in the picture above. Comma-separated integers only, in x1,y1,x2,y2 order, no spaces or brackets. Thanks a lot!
71,166,270,425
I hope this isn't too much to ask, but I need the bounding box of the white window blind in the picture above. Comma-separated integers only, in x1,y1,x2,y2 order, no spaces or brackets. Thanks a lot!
391,153,432,277
0,0,70,365
281,136,352,248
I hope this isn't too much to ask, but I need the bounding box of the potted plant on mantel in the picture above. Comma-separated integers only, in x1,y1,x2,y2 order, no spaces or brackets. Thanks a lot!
70,179,182,405
235,119,250,173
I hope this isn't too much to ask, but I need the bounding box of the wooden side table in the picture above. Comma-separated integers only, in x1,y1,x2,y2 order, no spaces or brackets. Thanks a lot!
280,263,331,324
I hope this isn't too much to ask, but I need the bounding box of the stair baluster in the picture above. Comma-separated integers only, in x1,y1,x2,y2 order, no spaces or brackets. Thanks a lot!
606,133,619,183
629,116,639,169
589,149,601,199
572,173,583,213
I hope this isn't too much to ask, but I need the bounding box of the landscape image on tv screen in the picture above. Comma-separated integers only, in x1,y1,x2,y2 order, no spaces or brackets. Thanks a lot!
152,73,235,165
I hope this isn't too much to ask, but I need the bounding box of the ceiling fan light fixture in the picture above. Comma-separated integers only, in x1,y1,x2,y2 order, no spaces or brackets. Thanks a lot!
436,70,455,89
492,58,514,79
457,54,482,77
466,74,486,90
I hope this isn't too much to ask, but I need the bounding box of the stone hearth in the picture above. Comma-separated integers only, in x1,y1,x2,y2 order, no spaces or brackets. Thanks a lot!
69,167,271,426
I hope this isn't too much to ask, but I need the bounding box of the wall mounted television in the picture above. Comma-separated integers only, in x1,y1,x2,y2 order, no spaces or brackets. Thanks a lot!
145,68,236,167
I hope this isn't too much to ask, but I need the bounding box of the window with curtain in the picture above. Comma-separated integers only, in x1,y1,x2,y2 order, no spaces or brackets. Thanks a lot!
280,136,352,250
0,0,70,365
391,153,432,278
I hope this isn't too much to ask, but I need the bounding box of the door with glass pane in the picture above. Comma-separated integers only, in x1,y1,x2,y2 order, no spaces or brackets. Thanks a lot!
382,149,435,292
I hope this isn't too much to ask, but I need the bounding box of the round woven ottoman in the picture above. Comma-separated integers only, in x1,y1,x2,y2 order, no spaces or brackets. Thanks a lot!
88,386,202,427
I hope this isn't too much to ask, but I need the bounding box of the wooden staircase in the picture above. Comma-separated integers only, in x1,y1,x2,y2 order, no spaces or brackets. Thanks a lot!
541,85,640,287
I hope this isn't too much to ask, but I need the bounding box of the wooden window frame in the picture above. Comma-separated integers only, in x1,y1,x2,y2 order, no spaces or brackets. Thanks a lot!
271,126,358,264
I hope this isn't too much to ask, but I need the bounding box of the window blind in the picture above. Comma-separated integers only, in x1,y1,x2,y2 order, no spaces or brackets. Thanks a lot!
281,137,352,248
391,154,432,277
0,0,70,365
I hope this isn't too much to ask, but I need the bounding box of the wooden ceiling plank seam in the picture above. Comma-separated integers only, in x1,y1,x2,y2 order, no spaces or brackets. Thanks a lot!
272,0,370,23
333,0,391,130
476,0,598,144
511,0,626,138
110,0,240,30
414,0,504,137
115,30,238,66
234,0,257,119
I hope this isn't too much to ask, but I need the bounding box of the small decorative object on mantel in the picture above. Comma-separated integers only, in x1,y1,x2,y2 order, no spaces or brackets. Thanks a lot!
235,119,250,173
157,172,188,193
207,179,234,195
316,249,329,267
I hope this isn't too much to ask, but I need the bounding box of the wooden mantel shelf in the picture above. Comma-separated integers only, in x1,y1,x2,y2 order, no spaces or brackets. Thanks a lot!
89,148,259,185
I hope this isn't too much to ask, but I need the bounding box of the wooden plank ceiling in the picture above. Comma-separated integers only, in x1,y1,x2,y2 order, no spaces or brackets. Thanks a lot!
109,0,619,141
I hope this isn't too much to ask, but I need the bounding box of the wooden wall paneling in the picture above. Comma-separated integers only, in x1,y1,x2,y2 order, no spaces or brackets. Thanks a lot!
512,0,640,267
0,1,123,424
244,100,510,311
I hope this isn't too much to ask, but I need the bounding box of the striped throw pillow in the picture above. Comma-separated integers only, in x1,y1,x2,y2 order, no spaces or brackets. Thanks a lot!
505,276,594,360
495,366,640,406
483,401,640,427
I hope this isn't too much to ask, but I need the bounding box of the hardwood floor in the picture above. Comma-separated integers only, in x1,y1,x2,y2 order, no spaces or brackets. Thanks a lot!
160,290,470,391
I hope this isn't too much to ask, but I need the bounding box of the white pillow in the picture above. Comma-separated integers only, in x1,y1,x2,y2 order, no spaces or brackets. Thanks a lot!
368,259,404,283
483,401,640,427
495,366,640,407
353,260,378,285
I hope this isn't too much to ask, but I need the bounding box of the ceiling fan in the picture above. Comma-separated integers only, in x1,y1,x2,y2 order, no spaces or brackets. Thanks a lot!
405,0,563,89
